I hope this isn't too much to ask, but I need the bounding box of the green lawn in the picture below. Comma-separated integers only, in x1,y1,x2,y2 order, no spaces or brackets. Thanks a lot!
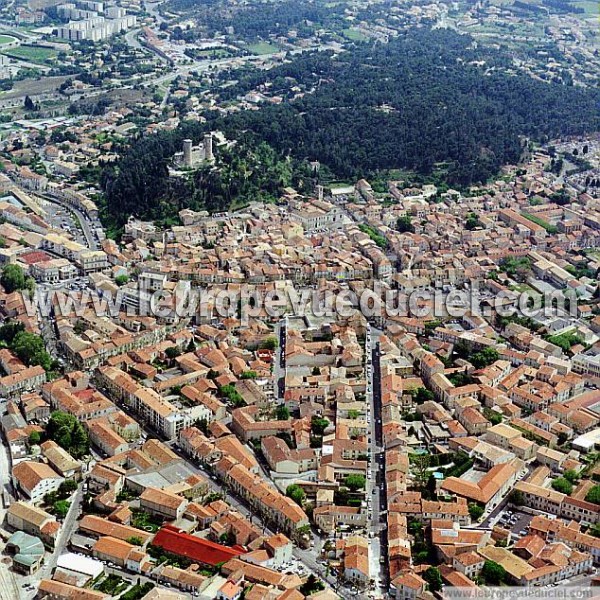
1,45,57,64
131,509,162,533
247,42,279,55
342,28,368,41
509,283,536,294
0,35,16,46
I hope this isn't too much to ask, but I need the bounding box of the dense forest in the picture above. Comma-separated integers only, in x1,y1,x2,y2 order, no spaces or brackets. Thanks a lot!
100,127,314,228
101,29,600,227
164,0,350,41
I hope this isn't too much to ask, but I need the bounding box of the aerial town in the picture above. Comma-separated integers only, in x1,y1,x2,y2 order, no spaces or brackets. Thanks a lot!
0,0,598,599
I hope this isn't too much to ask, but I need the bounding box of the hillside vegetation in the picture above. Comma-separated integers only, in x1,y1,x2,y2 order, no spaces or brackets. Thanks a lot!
101,29,600,226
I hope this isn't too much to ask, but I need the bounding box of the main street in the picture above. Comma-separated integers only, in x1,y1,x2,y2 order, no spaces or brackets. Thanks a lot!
366,325,387,598
41,486,84,577
274,317,286,401
16,486,85,600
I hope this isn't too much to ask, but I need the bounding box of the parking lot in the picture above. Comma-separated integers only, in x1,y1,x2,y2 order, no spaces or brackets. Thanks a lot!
281,555,311,578
496,509,534,541
42,201,88,247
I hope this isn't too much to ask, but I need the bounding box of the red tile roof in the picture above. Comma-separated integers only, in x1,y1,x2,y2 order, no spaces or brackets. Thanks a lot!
152,525,245,566
20,251,52,265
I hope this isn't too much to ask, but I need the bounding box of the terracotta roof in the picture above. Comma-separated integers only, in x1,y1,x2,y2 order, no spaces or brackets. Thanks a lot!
13,461,62,493
93,536,135,562
38,580,108,599
152,525,245,566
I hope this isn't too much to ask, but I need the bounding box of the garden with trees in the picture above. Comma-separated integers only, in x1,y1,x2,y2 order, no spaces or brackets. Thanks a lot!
46,411,90,459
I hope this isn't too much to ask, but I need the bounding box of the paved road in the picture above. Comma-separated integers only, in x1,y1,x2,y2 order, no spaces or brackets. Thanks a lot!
159,87,171,110
368,329,388,597
124,27,143,50
274,318,286,401
15,486,85,600
293,545,356,600
39,312,59,359
141,42,339,90
47,196,98,250
35,192,99,251
557,570,599,588
145,0,166,26
0,434,19,599
42,486,84,577
0,412,19,598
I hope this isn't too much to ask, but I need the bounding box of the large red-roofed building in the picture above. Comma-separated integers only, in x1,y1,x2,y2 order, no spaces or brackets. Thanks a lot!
20,251,52,265
152,525,246,566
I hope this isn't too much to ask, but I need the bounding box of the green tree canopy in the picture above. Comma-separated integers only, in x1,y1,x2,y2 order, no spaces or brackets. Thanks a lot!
59,479,78,495
240,370,257,379
510,489,524,506
299,574,324,596
0,320,25,344
12,331,51,371
260,336,278,350
551,477,573,495
424,567,443,592
343,474,366,492
483,408,502,426
46,411,89,459
470,347,499,369
165,346,181,360
276,405,290,420
52,500,70,519
412,387,435,404
468,503,484,521
286,484,306,506
563,469,580,484
311,415,329,436
219,384,245,407
28,431,41,445
465,212,482,230
1,264,26,293
481,560,506,585
126,536,144,546
585,485,600,505
397,215,415,233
